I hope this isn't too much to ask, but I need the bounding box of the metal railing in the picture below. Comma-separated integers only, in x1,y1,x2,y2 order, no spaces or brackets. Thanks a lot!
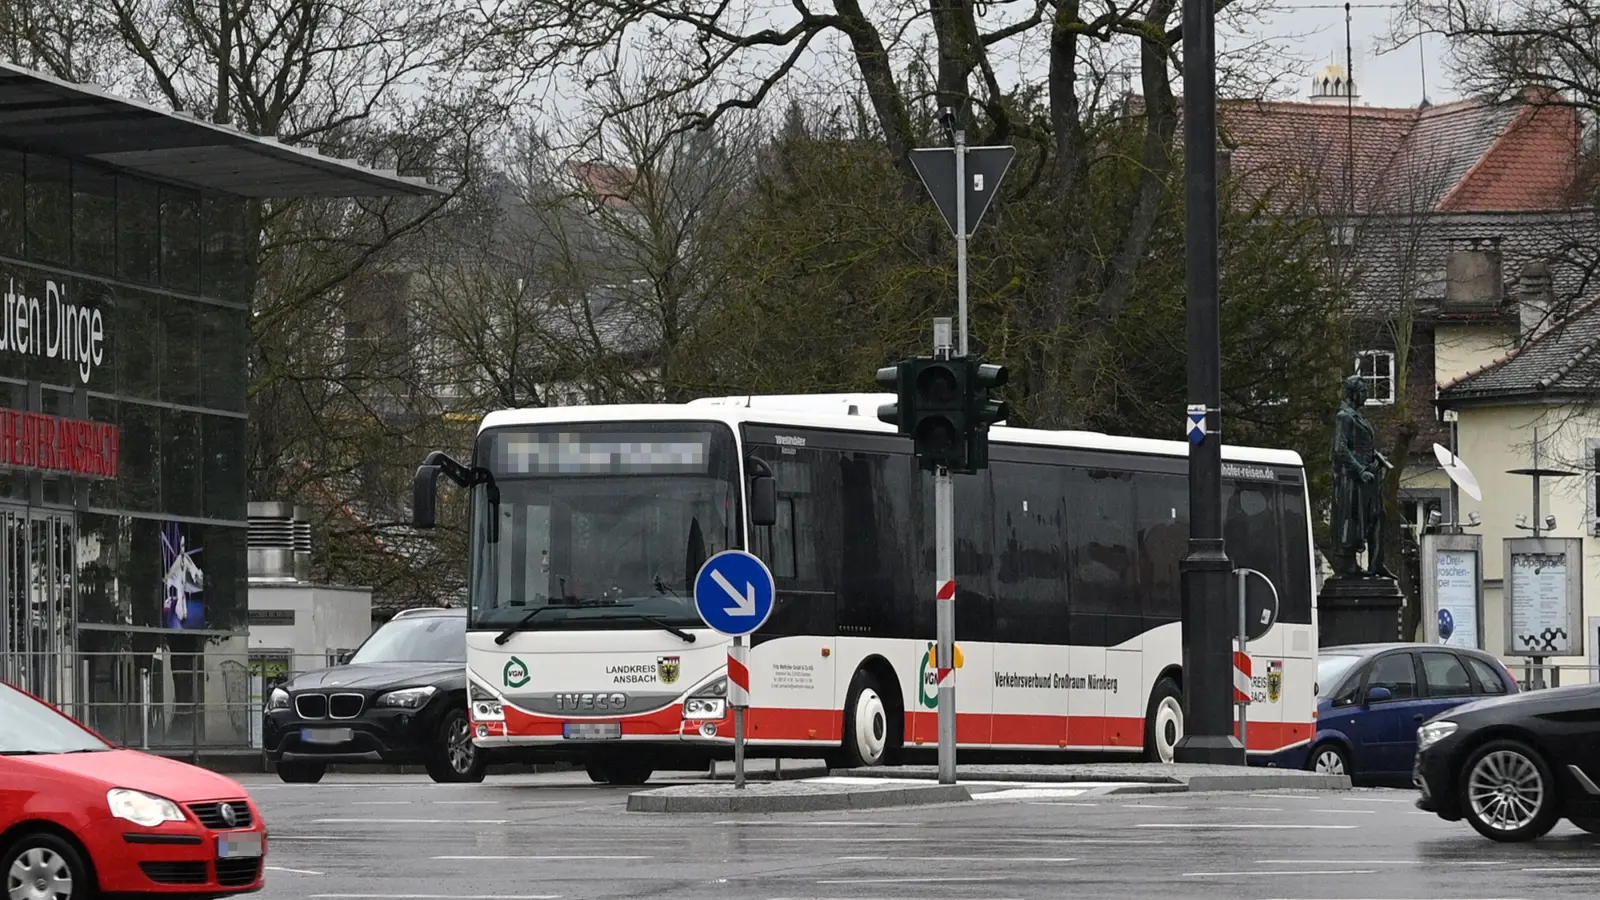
1,650,372,752
1511,662,1598,691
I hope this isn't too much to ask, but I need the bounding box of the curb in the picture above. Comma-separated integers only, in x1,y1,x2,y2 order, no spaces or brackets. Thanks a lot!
825,766,1351,794
827,767,1183,785
1185,773,1351,792
1096,782,1189,795
628,784,972,813
708,762,831,782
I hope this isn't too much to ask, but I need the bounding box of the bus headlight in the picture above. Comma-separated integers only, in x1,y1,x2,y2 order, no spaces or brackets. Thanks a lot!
470,682,505,721
684,677,728,720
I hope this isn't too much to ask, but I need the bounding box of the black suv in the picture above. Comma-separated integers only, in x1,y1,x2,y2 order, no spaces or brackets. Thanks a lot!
263,607,485,784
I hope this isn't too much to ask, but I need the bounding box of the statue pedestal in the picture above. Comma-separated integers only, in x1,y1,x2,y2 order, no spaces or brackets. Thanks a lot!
1318,576,1405,647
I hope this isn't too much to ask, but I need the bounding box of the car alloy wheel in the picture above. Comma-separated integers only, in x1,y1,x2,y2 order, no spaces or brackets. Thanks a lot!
1313,746,1348,776
7,845,73,900
1460,740,1558,842
448,715,476,773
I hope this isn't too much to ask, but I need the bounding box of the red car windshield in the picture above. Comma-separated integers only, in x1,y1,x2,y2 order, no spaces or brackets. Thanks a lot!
0,682,110,755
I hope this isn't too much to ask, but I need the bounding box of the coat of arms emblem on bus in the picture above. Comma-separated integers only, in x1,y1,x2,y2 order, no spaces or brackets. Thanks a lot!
1267,660,1283,702
917,643,938,709
657,655,681,685
503,655,530,689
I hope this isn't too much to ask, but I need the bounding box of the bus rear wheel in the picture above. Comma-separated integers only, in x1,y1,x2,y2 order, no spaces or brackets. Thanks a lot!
1143,677,1184,764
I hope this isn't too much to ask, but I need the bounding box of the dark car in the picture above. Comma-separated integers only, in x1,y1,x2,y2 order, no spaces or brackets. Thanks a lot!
1306,643,1519,780
262,607,484,784
1414,682,1600,842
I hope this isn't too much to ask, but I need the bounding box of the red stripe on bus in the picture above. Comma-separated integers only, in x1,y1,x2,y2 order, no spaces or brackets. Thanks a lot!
493,703,1312,753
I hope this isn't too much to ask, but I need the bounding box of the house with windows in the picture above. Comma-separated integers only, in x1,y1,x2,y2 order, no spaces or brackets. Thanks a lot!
1220,66,1591,566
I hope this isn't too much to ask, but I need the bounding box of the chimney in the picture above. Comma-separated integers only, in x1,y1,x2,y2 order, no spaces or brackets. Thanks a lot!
1518,259,1554,344
248,502,314,583
1443,238,1503,310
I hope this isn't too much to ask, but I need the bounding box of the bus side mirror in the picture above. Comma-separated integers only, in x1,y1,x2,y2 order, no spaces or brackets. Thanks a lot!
413,464,442,529
746,456,776,527
750,475,776,527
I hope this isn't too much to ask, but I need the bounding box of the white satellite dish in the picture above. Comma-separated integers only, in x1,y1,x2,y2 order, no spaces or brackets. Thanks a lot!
1433,443,1483,502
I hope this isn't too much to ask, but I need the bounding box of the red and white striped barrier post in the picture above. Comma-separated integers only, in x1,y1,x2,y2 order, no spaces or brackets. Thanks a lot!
729,637,750,788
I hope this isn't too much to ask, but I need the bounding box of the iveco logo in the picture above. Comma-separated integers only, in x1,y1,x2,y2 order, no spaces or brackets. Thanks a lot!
555,692,627,710
218,803,238,827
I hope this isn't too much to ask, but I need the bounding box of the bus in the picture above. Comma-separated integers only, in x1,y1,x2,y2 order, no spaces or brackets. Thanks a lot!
411,393,1319,784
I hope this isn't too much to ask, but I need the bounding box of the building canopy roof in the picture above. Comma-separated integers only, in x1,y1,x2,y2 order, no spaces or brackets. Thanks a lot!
1439,296,1600,406
0,63,446,198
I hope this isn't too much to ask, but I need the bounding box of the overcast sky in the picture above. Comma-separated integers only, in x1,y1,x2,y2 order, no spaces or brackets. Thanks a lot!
1246,2,1455,108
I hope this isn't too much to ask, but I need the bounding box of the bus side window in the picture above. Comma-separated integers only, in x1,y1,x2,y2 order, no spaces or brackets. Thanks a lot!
751,444,840,593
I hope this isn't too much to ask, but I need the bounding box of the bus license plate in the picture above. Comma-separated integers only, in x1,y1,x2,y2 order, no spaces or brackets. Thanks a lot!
217,832,263,859
563,723,621,740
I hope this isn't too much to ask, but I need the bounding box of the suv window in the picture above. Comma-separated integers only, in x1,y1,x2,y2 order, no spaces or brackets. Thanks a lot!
1366,652,1418,700
1465,656,1509,695
1420,651,1474,698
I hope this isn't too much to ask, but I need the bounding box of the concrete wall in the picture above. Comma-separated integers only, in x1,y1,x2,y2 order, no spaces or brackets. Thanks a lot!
247,584,374,669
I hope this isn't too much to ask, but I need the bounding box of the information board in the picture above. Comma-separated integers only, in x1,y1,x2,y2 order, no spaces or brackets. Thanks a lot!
1421,532,1483,649
1503,537,1584,658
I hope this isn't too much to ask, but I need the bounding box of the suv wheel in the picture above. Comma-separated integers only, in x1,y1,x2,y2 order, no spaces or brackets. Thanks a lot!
1459,739,1560,842
277,761,325,783
426,708,487,783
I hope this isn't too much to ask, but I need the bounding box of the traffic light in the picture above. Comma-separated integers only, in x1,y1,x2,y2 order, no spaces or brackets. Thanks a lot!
876,363,911,432
908,358,969,469
959,360,1009,473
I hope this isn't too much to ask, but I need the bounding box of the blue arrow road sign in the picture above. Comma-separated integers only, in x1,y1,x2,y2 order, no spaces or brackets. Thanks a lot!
1186,404,1207,445
693,550,776,636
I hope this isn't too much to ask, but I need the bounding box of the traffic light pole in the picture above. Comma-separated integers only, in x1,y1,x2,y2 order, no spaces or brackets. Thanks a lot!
1175,0,1244,765
932,316,957,785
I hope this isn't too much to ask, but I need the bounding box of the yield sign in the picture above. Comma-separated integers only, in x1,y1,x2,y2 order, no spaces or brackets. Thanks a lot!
909,145,1017,238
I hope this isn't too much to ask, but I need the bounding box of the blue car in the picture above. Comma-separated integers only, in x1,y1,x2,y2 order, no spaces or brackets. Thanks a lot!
1307,643,1520,779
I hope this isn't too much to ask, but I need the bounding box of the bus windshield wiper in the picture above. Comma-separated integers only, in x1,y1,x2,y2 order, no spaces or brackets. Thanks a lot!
605,612,697,644
494,605,561,645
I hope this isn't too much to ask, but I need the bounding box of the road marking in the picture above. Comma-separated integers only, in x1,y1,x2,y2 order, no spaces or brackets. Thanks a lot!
433,800,501,805
310,896,561,900
1025,801,1100,807
433,855,653,861
1257,860,1508,867
1137,824,1357,830
266,866,325,875
836,857,1077,863
1521,867,1600,872
1307,808,1375,815
742,837,1158,845
351,801,411,806
714,820,918,826
1121,803,1190,809
817,878,1004,885
311,818,510,825
1216,806,1284,812
1186,870,1378,877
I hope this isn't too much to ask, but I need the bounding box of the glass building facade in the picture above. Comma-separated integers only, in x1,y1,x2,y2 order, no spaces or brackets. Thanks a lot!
0,148,252,748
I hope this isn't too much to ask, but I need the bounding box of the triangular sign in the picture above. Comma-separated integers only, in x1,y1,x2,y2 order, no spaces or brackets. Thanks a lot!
909,145,1017,238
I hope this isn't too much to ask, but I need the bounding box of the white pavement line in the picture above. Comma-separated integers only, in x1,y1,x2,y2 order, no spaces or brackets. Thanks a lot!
351,801,412,806
1256,860,1509,867
835,856,1077,863
1025,802,1100,807
1307,808,1376,815
433,800,501,805
742,837,1159,845
1121,803,1190,809
1137,823,1358,830
767,897,1025,900
434,855,654,861
714,821,920,827
1521,867,1600,872
1185,870,1378,877
309,895,560,900
819,871,1004,877
265,866,325,875
1216,807,1285,812
311,818,510,825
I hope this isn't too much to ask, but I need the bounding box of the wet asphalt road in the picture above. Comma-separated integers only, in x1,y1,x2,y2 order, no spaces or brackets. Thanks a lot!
242,770,1600,900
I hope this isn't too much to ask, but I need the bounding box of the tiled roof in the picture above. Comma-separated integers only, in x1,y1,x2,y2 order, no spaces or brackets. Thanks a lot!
1346,210,1600,317
1218,90,1578,214
1439,295,1600,402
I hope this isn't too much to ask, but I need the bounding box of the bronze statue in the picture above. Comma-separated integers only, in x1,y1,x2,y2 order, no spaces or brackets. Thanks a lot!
1330,374,1394,578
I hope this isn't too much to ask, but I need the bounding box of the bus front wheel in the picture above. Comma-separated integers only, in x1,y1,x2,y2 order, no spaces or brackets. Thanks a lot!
835,668,898,768
1143,677,1184,764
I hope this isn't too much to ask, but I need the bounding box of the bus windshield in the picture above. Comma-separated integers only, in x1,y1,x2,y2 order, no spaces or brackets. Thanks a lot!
468,422,743,630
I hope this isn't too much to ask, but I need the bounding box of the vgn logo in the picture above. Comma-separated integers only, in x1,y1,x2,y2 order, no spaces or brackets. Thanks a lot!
917,643,937,709
503,655,530,689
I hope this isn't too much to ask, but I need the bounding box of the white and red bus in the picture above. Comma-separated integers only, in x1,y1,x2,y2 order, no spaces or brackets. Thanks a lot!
412,394,1319,784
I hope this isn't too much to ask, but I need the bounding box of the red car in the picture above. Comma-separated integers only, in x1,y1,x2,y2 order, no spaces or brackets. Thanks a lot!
1,679,267,900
